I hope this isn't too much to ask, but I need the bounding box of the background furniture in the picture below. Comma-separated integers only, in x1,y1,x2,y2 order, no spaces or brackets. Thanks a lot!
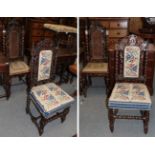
97,17,129,50
26,39,74,136
107,35,155,133
25,18,58,63
81,21,109,97
3,18,30,95
80,17,129,51
69,63,77,97
25,17,77,63
43,23,77,84
0,53,10,99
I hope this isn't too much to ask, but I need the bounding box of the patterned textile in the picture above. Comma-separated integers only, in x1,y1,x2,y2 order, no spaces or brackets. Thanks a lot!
10,60,29,76
38,50,52,81
82,62,108,73
30,83,74,118
44,24,77,33
124,46,140,78
109,83,152,110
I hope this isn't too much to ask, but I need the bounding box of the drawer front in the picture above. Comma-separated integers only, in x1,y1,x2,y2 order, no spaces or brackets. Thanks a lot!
32,30,44,36
109,30,128,38
99,21,109,28
110,21,128,28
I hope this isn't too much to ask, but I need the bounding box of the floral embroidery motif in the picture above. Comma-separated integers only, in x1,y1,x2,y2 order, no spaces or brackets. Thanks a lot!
124,46,140,78
131,84,148,101
31,83,74,113
113,83,130,101
109,83,151,104
38,50,52,81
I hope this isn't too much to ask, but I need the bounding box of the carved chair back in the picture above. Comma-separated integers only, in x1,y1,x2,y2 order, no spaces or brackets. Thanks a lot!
30,39,57,88
115,34,149,83
86,21,107,63
4,19,24,60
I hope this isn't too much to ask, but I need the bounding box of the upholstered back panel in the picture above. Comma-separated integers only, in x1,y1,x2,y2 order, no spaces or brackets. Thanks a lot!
38,50,52,81
124,46,140,78
30,39,56,88
115,35,148,83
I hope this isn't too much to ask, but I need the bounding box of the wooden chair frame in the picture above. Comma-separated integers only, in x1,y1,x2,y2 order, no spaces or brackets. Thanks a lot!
81,21,109,97
26,39,71,136
107,34,155,134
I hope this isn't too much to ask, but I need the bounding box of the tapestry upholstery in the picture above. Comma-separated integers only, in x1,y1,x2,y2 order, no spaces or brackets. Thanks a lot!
124,46,140,78
109,83,152,110
37,50,52,81
30,83,74,118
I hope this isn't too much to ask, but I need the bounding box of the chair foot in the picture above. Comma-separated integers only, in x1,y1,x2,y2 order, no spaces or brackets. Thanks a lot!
143,111,149,134
144,123,148,134
39,117,46,136
61,116,66,123
108,109,115,133
60,107,70,123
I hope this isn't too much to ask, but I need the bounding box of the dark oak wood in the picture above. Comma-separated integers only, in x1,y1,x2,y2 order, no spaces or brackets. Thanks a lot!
25,18,77,84
81,21,109,97
0,54,10,99
86,17,129,51
3,18,30,97
25,18,76,59
108,34,155,134
26,39,71,136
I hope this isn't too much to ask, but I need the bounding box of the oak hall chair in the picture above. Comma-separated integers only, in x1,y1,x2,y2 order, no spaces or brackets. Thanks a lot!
26,39,74,136
4,19,30,96
81,21,109,97
108,34,155,134
0,53,10,99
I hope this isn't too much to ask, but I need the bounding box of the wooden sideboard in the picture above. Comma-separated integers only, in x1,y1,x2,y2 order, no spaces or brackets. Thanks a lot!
25,17,77,60
88,17,129,50
25,18,59,60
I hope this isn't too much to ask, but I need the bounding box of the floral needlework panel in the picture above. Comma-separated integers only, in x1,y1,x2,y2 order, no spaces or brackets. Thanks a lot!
109,83,152,110
38,50,52,81
124,46,140,78
30,83,74,118
109,83,131,102
131,84,151,103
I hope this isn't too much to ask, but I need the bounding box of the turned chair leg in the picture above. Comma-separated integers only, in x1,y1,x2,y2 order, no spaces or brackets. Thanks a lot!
143,111,149,134
6,76,11,100
81,75,88,97
104,76,109,95
26,73,31,93
108,109,115,132
26,95,30,114
39,117,46,136
61,107,70,123
88,76,92,86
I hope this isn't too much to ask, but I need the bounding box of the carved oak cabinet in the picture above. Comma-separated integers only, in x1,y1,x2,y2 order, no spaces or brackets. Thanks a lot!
88,17,129,50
